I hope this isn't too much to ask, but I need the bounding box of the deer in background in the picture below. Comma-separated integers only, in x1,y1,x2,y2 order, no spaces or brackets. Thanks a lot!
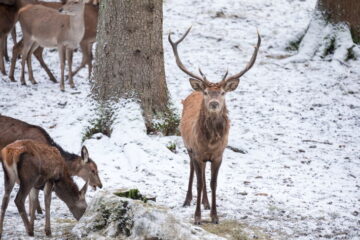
0,0,36,77
0,140,88,237
0,115,102,215
18,0,89,91
0,1,17,76
9,0,98,81
169,28,261,225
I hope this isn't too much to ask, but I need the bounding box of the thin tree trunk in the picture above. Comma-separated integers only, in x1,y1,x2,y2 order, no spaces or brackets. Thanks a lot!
92,0,169,127
317,0,360,42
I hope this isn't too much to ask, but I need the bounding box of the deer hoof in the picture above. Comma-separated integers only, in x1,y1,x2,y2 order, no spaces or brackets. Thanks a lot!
183,201,191,207
194,216,202,225
45,229,52,236
9,77,15,82
211,216,219,224
27,230,34,236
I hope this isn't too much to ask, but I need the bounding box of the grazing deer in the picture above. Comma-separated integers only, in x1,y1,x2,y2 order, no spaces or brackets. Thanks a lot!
0,140,88,237
18,0,89,91
0,115,102,215
9,1,98,81
169,28,261,225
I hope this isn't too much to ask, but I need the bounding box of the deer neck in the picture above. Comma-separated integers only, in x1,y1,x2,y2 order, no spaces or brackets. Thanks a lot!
65,159,82,176
67,6,86,47
198,102,229,145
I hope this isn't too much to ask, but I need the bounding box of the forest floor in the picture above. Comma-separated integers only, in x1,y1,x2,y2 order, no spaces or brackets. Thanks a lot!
0,0,359,239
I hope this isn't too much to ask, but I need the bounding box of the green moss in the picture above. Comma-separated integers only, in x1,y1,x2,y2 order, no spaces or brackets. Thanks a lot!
285,33,305,52
350,28,360,44
147,103,180,136
346,46,357,61
114,189,155,203
323,37,336,57
166,142,177,153
82,105,114,142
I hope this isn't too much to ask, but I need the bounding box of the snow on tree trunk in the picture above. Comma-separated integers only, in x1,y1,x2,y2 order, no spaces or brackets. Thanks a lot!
92,0,169,128
317,0,360,42
286,0,360,63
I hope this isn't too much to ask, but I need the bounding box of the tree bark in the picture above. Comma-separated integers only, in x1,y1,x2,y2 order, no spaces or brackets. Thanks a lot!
317,0,360,42
92,0,169,127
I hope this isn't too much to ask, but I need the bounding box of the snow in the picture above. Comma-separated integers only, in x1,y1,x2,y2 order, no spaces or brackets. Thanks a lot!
1,0,360,239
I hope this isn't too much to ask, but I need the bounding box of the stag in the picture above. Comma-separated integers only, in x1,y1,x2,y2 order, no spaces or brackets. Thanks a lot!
9,0,98,81
18,0,89,90
169,28,261,225
0,140,88,237
0,115,102,215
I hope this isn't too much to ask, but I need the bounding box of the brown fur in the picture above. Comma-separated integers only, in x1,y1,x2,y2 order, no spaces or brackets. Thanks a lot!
181,91,229,158
0,140,88,237
9,1,98,81
0,115,102,187
169,27,260,225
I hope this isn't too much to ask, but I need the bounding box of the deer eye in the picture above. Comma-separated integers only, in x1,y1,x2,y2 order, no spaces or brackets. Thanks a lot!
221,92,225,96
204,91,208,96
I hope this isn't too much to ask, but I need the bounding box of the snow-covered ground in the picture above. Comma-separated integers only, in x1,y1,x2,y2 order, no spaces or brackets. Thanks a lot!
1,0,360,239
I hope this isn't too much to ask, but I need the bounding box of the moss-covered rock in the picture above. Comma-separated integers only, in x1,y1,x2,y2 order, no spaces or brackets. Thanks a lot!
72,190,225,240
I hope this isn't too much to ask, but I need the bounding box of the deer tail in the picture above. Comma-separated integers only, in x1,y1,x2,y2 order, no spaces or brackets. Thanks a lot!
1,143,27,182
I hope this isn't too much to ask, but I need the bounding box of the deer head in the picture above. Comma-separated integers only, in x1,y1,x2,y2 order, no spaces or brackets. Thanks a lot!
78,146,102,190
169,27,261,113
58,0,89,15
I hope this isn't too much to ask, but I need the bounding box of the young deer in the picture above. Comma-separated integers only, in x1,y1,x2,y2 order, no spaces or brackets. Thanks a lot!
9,1,99,81
18,0,89,91
0,115,102,215
0,140,88,237
169,28,261,225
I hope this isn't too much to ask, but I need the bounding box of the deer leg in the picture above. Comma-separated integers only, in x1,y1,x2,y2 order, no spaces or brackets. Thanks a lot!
58,46,65,91
29,188,41,224
14,180,34,236
72,42,88,77
4,34,9,62
44,182,53,236
193,160,204,225
202,163,210,210
0,35,6,75
66,48,75,88
0,166,15,238
27,43,38,85
183,157,194,207
29,188,38,232
11,27,16,45
210,159,222,224
34,47,57,83
20,39,34,85
9,39,23,82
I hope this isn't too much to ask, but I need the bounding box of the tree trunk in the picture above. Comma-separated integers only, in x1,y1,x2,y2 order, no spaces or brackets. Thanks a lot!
317,0,360,42
92,0,169,127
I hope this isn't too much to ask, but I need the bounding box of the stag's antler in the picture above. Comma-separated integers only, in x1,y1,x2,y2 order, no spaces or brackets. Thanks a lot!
222,31,261,83
168,27,211,85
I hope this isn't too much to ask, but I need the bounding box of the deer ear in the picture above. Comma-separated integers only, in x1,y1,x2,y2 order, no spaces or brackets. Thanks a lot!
223,78,240,92
189,78,205,91
81,146,89,163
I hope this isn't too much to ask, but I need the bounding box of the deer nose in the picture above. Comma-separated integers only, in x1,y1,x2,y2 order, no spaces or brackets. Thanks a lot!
209,101,219,109
58,8,63,12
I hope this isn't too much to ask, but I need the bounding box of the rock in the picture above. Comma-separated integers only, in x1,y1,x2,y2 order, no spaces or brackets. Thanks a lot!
72,190,225,240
